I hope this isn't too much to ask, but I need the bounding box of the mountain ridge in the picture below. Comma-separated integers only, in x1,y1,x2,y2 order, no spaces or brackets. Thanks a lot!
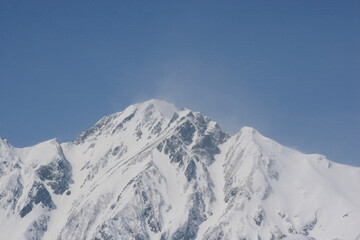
0,99,359,240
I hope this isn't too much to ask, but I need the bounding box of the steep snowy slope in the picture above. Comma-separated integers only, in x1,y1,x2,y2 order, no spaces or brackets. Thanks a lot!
200,127,360,240
0,99,359,240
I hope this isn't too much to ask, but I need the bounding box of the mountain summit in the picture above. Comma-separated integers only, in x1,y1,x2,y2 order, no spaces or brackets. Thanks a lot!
0,100,359,240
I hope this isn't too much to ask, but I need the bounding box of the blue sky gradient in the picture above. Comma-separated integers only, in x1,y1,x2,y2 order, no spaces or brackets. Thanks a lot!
0,1,359,166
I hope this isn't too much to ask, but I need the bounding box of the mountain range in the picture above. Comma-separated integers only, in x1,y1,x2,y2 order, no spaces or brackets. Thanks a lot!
0,99,359,240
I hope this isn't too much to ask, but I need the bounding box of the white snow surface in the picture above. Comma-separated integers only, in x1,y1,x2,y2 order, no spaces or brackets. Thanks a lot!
0,100,359,240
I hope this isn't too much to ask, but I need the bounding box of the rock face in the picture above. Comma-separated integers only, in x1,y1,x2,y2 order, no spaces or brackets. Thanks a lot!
0,138,72,240
0,99,359,240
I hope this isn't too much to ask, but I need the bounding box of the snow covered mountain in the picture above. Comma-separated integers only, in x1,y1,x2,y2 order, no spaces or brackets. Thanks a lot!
0,99,359,240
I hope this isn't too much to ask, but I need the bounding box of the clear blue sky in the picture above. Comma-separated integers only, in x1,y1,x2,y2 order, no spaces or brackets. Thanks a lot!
0,1,359,166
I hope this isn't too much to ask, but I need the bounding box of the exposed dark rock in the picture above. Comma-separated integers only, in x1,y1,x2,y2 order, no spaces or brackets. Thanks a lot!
20,182,55,218
25,214,50,239
193,114,208,134
151,121,163,135
112,110,137,134
162,136,186,165
169,113,179,125
0,175,23,211
230,187,238,197
266,159,279,181
141,191,148,203
176,121,196,145
135,235,147,240
20,202,33,218
36,157,72,195
300,216,317,236
73,113,121,144
192,134,220,162
161,233,169,240
143,104,155,123
254,208,265,226
270,226,287,240
185,160,196,182
136,129,143,140
112,146,120,156
171,192,206,240
287,226,297,234
157,142,164,152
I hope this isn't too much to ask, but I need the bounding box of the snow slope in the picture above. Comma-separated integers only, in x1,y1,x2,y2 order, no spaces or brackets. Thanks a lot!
0,99,359,240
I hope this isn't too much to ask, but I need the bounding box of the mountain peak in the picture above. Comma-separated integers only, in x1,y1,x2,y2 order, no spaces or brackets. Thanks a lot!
73,99,179,144
239,126,257,135
132,99,178,119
